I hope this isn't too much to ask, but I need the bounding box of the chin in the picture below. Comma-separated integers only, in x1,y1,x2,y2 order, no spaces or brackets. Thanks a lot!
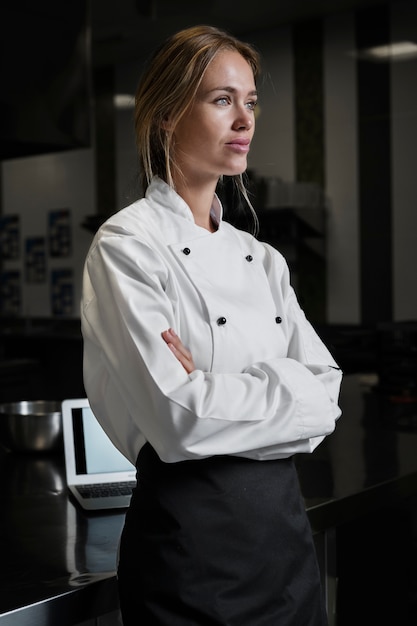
224,165,248,177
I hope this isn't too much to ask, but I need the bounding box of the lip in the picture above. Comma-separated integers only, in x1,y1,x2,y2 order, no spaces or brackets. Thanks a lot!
225,138,251,153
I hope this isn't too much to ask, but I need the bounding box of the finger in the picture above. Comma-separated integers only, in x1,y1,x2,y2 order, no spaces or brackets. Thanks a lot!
161,329,195,373
161,328,180,348
167,342,195,374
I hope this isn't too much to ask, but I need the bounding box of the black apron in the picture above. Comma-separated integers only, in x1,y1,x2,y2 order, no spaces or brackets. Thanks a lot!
117,443,327,626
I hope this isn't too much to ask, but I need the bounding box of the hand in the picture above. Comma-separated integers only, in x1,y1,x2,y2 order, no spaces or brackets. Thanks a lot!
161,328,195,374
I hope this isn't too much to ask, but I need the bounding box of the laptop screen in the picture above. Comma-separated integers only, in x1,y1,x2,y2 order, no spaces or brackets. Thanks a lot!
71,406,135,476
62,398,136,488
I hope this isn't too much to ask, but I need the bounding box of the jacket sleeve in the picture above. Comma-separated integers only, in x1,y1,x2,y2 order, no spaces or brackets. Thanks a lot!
82,231,342,464
262,240,342,436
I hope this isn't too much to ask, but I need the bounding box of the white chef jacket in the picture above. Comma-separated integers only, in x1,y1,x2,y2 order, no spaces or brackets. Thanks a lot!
81,177,342,465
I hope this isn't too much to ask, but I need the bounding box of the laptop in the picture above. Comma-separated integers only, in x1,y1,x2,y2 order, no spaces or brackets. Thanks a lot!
62,398,137,511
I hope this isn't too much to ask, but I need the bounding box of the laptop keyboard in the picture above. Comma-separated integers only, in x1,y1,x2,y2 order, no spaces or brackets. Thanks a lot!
77,481,135,499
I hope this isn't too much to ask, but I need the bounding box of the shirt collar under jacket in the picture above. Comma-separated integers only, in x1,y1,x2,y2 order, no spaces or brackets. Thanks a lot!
145,177,223,229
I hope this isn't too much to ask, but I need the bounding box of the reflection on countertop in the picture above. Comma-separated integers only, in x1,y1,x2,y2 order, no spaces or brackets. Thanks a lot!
0,450,123,625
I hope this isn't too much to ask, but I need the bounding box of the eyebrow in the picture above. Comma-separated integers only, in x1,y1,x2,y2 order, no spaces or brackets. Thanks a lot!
208,86,258,97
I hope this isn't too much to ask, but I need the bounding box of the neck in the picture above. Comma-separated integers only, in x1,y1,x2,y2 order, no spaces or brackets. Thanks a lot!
175,178,219,232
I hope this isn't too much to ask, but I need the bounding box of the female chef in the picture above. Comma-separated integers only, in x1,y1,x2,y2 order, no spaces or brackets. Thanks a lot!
81,24,342,626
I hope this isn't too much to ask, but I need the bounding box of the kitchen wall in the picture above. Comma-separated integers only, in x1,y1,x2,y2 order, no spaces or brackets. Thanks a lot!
1,149,95,318
1,0,416,324
250,1,417,324
391,1,417,321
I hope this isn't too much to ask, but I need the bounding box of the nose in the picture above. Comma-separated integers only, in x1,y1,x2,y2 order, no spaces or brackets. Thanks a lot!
232,104,254,131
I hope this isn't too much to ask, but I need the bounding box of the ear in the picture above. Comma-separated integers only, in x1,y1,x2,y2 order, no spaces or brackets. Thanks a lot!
161,116,174,131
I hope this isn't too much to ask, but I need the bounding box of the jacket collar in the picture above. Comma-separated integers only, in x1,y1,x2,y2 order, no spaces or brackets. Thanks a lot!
145,177,223,228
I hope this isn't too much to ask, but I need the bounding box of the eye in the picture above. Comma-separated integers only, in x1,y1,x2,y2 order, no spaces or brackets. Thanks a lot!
246,100,258,111
215,96,230,106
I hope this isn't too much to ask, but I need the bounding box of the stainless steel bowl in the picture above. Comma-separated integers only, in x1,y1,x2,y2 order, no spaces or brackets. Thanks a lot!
0,400,63,453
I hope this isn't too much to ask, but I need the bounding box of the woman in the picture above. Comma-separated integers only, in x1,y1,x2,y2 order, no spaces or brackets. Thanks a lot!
81,25,342,625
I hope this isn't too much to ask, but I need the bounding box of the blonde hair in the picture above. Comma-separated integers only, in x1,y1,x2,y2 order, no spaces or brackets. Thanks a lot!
134,25,260,229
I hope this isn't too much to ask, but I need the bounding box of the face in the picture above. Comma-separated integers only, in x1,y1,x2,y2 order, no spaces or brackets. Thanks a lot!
171,50,257,185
